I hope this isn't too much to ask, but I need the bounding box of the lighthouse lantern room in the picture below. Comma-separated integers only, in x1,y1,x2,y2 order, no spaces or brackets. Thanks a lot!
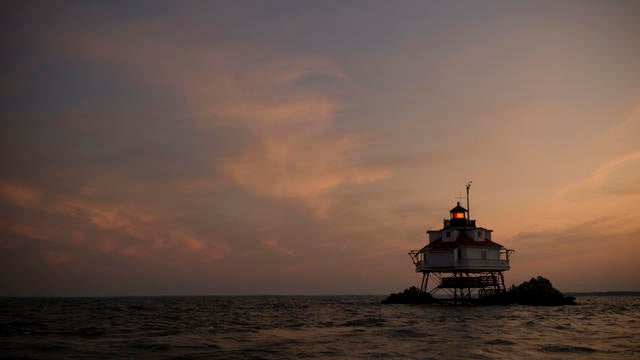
409,183,514,303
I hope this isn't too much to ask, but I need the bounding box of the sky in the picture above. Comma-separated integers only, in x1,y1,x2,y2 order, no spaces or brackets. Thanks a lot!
1,1,639,296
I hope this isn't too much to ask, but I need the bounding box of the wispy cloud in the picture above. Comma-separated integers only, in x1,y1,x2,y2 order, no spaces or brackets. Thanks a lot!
0,179,231,262
42,250,73,266
0,181,42,208
556,151,640,200
61,21,390,218
556,103,640,201
262,239,295,257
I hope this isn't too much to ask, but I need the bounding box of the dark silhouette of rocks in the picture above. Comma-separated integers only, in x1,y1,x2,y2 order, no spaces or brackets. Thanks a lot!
510,276,576,306
382,286,435,304
383,276,576,306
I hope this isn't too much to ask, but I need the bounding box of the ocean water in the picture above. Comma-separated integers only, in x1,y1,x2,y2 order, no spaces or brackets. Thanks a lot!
0,295,638,359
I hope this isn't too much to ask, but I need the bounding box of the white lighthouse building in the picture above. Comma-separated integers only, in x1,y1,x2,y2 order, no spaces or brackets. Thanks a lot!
409,185,513,302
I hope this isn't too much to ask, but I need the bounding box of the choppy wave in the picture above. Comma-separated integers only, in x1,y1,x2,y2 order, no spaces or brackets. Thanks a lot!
0,296,638,359
539,344,597,353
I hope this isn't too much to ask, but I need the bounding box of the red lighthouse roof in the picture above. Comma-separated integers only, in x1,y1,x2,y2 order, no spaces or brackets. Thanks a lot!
425,233,505,250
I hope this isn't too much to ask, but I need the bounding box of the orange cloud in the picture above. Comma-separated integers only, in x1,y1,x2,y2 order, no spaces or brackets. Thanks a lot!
542,102,640,231
59,24,390,218
222,134,389,217
555,151,640,200
42,250,73,266
263,239,295,257
3,223,58,242
0,179,231,263
0,181,42,209
180,57,388,216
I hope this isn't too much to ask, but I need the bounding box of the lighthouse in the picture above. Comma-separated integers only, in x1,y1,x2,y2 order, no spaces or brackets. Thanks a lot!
409,184,514,303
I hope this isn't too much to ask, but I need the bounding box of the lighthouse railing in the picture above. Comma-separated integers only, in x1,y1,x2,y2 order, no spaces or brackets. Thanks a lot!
501,248,514,261
408,250,422,266
454,259,510,269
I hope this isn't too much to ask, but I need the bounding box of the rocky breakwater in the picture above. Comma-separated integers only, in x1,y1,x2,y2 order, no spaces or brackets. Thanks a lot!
509,276,576,305
383,276,577,305
382,286,436,304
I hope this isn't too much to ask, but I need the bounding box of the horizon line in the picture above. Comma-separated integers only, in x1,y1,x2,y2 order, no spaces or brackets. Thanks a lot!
2,290,639,299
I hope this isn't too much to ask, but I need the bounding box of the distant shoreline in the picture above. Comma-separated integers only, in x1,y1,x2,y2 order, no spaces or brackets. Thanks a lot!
565,291,640,297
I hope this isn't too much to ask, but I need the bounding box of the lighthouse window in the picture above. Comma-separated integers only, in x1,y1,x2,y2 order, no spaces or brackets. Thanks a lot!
453,212,464,219
481,250,487,260
446,231,451,238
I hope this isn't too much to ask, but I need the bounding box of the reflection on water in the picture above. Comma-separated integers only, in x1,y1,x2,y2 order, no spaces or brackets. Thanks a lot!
0,295,638,359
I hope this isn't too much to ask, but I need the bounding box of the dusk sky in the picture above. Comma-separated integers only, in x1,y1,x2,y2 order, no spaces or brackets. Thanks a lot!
2,1,639,296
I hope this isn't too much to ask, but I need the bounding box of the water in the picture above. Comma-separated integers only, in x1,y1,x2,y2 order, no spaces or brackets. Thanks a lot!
1,295,638,359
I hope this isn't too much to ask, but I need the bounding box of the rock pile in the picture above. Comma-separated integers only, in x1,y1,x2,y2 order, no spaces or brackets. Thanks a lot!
382,286,435,304
510,276,576,305
383,276,576,306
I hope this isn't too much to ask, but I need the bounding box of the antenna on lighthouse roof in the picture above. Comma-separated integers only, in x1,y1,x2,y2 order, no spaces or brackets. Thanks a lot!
466,181,472,220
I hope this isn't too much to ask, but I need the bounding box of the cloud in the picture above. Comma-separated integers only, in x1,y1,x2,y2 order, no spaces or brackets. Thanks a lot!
177,56,389,217
2,223,59,243
0,181,42,208
0,179,231,263
262,239,295,257
42,250,73,265
601,102,640,152
58,20,390,218
556,103,640,201
556,151,640,200
221,134,389,217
